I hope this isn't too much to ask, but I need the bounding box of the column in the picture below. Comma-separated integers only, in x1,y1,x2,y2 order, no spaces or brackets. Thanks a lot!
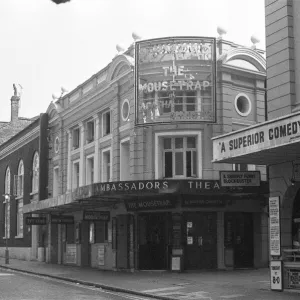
79,122,85,187
217,211,226,270
67,130,72,191
93,114,100,183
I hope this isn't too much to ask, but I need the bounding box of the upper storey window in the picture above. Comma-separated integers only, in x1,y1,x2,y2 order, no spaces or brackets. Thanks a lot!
72,127,80,150
4,167,11,195
32,152,39,193
86,119,95,143
102,110,111,136
163,137,197,178
15,160,24,197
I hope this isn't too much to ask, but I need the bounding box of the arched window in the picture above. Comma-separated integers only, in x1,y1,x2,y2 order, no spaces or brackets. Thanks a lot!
4,167,10,195
4,167,10,238
16,160,24,197
32,152,39,193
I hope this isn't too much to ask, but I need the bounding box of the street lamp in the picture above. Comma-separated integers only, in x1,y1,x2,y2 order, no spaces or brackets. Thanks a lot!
3,194,10,264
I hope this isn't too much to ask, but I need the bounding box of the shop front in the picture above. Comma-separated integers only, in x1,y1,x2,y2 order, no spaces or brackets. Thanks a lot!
23,179,268,272
212,111,300,291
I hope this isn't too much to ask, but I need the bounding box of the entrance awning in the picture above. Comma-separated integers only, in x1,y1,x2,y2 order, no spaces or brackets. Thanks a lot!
23,179,268,215
212,111,300,165
23,193,122,214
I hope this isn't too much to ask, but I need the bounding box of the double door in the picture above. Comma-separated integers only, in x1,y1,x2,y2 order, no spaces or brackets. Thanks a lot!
184,212,217,269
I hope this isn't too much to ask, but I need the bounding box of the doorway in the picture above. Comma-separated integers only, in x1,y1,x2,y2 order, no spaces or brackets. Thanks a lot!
138,213,170,270
224,213,254,268
184,212,217,269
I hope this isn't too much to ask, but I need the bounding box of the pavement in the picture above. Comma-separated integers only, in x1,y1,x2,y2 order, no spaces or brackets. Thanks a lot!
0,258,299,300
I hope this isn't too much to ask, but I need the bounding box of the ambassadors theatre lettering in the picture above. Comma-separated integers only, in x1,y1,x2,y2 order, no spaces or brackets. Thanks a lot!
135,37,216,125
213,113,300,161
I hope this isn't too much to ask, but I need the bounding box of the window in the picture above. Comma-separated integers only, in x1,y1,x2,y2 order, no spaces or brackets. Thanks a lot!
4,167,10,195
16,199,23,237
120,139,130,181
232,164,255,171
14,160,24,197
86,156,94,185
32,152,39,193
4,168,10,239
72,127,80,149
90,221,108,243
53,167,59,197
157,91,197,114
102,149,111,182
234,93,252,117
163,137,197,178
103,111,111,136
86,120,95,143
121,99,130,121
72,162,80,190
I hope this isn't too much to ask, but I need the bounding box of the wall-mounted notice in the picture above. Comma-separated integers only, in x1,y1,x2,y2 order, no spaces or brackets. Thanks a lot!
171,256,181,271
66,244,77,264
98,245,105,266
270,260,283,291
269,197,281,256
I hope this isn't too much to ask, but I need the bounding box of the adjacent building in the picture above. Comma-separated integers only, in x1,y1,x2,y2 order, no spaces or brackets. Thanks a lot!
0,89,48,261
212,0,300,291
21,32,269,271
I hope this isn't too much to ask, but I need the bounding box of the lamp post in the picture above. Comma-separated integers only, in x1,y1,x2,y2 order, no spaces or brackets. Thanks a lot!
4,194,10,264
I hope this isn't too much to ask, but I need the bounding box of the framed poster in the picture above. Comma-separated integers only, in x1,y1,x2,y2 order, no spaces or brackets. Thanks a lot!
65,244,77,264
269,196,281,256
98,245,105,266
270,260,283,291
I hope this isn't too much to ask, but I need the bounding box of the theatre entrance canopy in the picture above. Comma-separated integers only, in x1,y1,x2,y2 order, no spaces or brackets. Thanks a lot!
212,111,300,165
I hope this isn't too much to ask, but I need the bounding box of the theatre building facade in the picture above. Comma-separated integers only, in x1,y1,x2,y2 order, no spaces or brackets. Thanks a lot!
23,34,269,271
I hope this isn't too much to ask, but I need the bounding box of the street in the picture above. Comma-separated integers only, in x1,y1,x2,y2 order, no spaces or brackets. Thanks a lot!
0,269,152,300
0,268,300,300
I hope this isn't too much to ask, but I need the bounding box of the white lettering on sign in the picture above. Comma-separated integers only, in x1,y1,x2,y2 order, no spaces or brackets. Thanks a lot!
220,171,260,187
269,197,281,256
213,113,300,162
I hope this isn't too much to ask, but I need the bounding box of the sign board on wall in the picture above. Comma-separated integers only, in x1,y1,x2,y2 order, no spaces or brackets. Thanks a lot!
26,217,47,225
51,215,74,224
83,211,110,222
220,171,260,187
213,112,300,162
270,260,283,291
66,244,77,264
269,197,281,256
135,37,216,125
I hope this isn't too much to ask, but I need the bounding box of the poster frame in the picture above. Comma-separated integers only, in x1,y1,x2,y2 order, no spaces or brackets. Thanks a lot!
269,196,281,257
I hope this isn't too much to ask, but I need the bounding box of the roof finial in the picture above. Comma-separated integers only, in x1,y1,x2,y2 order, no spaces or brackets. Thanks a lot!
217,26,227,40
251,35,260,49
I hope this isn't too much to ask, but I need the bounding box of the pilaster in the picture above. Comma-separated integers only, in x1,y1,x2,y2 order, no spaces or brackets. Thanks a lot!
93,114,100,183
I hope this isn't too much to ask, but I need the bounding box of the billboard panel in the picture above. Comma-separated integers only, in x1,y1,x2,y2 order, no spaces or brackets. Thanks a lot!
135,37,216,125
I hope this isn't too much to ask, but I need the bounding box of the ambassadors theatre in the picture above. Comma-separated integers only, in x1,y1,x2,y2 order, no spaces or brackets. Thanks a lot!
23,178,268,272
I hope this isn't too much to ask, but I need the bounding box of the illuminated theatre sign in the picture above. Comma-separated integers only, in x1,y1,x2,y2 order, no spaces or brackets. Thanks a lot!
134,37,216,125
213,112,300,161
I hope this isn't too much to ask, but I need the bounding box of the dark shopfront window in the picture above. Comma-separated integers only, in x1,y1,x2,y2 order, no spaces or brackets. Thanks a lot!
89,221,108,243
66,224,75,244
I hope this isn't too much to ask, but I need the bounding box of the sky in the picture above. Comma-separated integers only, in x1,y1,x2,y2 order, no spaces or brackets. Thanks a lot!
0,0,266,122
